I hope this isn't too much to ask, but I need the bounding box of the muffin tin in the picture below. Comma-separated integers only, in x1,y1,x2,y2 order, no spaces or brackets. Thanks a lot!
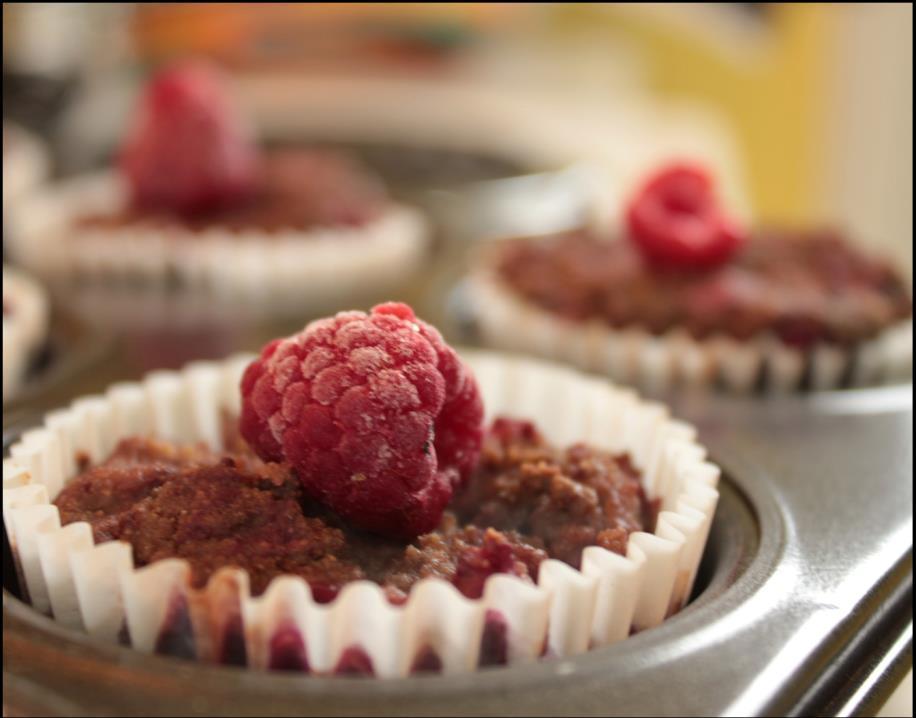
3,154,911,716
4,379,911,715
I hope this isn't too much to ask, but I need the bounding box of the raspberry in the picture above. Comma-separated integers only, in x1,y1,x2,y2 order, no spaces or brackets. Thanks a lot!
120,62,260,216
240,303,484,539
626,162,745,270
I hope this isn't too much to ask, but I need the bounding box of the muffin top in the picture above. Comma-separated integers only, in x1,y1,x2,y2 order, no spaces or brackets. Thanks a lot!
491,161,910,350
77,149,388,234
494,228,912,348
54,416,653,601
77,61,388,231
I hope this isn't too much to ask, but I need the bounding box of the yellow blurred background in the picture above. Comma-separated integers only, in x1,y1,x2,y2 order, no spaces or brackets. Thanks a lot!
550,4,912,269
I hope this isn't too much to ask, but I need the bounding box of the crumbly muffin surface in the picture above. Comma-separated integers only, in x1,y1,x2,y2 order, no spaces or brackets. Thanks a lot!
55,417,651,600
496,230,912,348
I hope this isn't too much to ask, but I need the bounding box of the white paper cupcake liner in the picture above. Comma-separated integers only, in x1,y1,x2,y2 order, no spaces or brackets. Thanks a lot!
2,266,51,400
3,351,719,676
6,172,429,308
3,123,50,211
466,266,913,395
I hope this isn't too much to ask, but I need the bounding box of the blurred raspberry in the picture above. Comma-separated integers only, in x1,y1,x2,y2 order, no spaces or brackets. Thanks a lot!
240,303,484,539
120,61,260,216
626,162,745,270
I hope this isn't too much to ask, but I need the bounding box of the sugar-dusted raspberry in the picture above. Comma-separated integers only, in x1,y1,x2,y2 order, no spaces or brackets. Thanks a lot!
120,61,260,216
240,303,484,539
626,162,745,270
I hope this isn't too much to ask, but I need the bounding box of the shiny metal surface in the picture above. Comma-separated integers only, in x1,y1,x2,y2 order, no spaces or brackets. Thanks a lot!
667,384,913,717
4,381,911,717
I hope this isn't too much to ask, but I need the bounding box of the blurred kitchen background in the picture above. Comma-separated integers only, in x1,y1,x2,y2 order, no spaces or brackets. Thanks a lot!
3,2,912,270
2,3,912,381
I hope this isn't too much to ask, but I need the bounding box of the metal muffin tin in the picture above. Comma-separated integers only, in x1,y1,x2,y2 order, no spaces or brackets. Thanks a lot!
3,376,912,716
3,151,912,716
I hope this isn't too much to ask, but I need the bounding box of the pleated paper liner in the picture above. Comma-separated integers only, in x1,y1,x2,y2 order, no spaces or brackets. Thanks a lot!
4,351,719,677
6,172,429,307
467,267,913,395
2,266,51,400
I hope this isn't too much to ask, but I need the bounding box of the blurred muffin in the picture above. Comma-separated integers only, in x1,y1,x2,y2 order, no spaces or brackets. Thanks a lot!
6,63,428,310
467,163,912,393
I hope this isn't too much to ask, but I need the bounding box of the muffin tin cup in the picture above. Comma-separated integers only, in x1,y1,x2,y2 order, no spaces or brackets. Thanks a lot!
2,267,51,401
467,268,913,394
6,172,429,308
3,351,719,677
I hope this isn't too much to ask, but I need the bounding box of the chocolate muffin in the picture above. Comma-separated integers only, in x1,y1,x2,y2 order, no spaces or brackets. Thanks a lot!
469,163,912,393
4,305,719,676
493,229,911,350
5,63,428,307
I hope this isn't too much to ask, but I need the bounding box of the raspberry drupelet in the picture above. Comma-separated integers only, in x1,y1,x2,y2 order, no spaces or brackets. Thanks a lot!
240,303,484,539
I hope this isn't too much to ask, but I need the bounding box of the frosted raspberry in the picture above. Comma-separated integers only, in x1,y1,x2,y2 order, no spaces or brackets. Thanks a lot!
626,162,745,270
120,61,260,216
240,303,484,539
